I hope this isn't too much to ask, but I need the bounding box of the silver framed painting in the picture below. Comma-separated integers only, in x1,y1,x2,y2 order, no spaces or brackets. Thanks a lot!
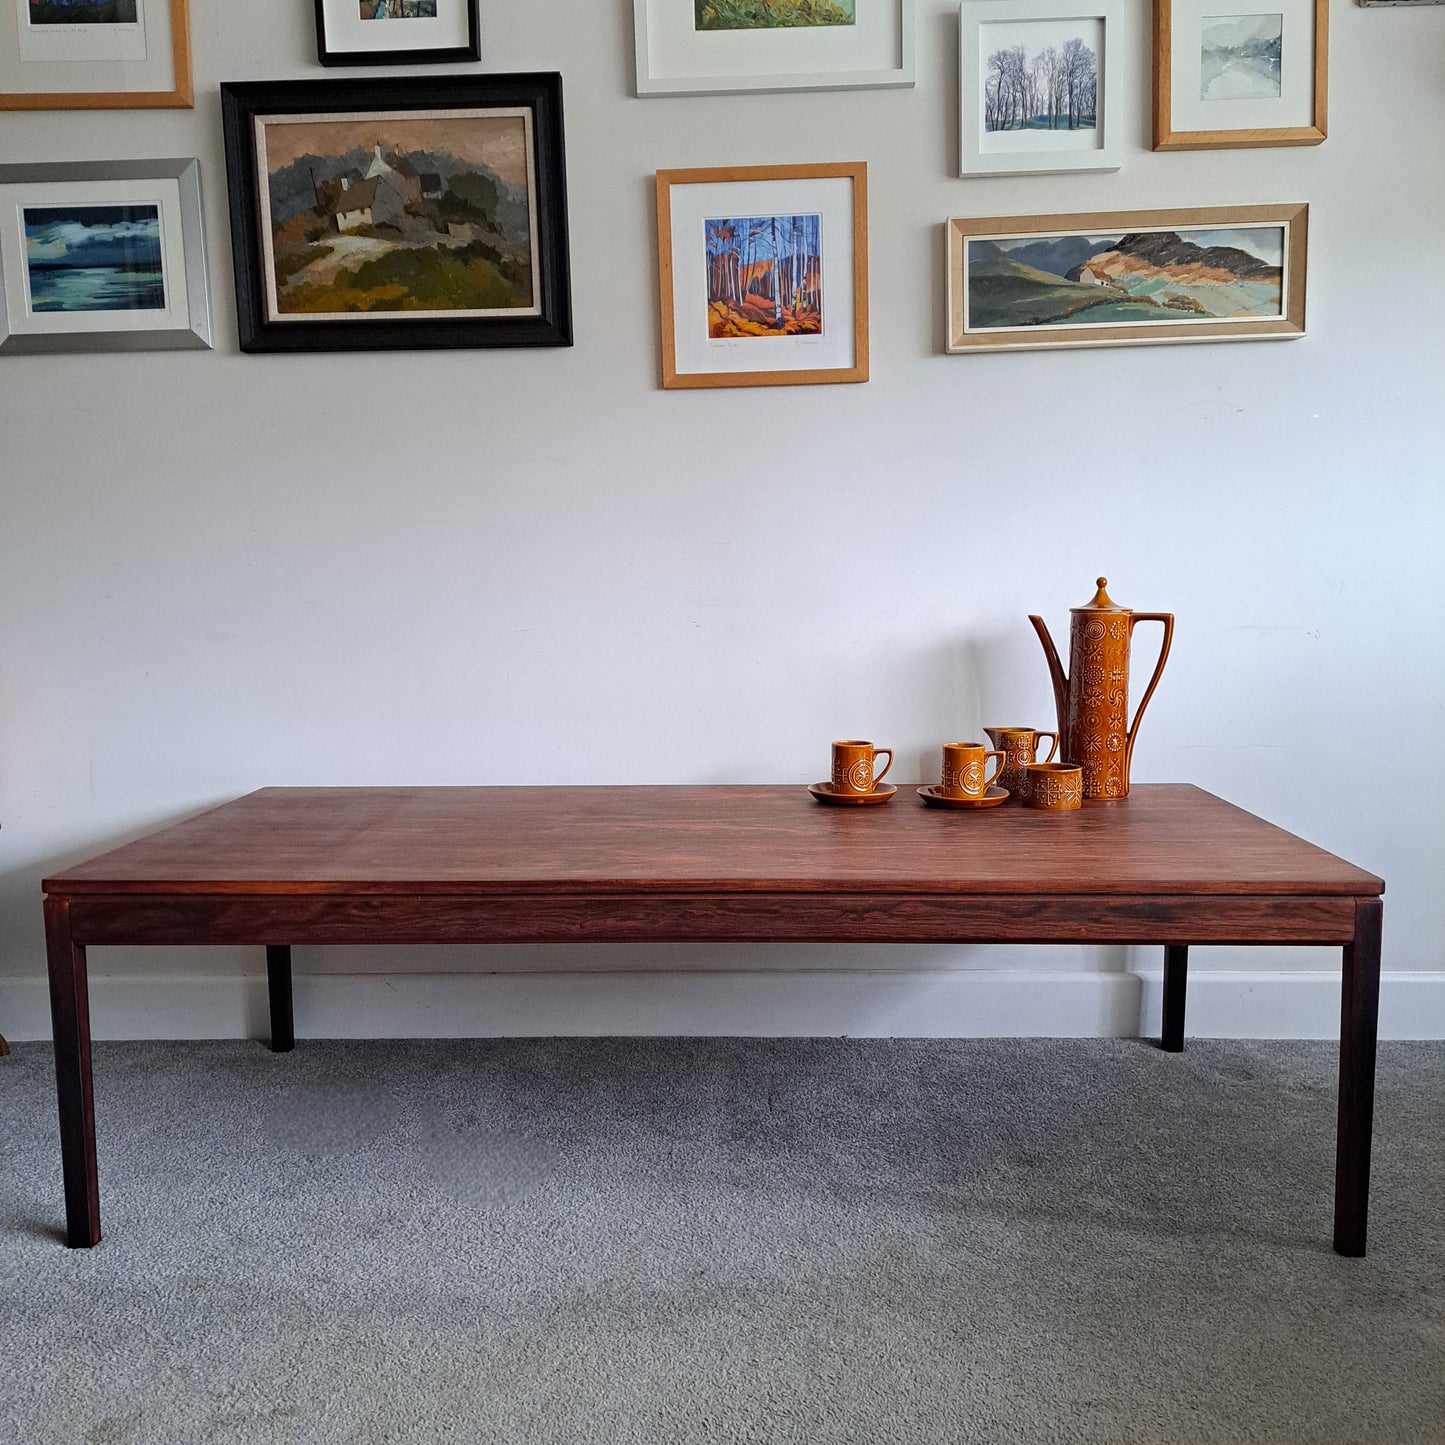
960,0,1121,176
0,157,211,353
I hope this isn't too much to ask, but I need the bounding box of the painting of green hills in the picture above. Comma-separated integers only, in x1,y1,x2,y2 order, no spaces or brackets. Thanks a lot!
966,227,1284,330
695,0,855,31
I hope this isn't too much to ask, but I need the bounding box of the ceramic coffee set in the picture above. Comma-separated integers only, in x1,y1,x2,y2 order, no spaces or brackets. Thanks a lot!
807,577,1176,813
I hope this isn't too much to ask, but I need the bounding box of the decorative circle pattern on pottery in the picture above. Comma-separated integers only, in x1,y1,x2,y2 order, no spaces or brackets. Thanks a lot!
962,761,984,793
1085,619,1108,642
846,759,873,791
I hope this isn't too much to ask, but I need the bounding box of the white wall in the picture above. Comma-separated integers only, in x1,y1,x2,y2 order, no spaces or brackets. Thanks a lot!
2,1,1442,1041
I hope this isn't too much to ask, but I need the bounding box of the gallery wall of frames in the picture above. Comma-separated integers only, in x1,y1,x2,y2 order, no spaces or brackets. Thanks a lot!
2,0,1444,1039
1,0,1330,361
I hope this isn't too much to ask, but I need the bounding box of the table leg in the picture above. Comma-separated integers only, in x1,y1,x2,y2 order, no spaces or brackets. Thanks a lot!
45,895,100,1248
1161,945,1188,1053
1334,896,1382,1257
266,945,294,1053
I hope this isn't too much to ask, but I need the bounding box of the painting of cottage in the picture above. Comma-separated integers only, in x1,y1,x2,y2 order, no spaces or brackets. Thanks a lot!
257,111,538,320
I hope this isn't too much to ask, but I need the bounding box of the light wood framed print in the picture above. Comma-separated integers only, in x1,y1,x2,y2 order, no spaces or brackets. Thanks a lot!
946,204,1307,353
1154,0,1326,149
0,0,191,111
657,162,868,389
635,0,913,96
961,0,1122,177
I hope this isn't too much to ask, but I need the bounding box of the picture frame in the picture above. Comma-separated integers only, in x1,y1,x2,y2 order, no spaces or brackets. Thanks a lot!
0,157,211,354
0,0,191,111
219,73,572,354
960,0,1121,177
656,161,868,389
945,204,1307,353
634,0,913,97
314,0,480,67
1154,0,1326,149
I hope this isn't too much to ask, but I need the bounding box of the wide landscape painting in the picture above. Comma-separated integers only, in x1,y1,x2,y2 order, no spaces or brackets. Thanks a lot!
705,213,822,338
258,111,536,320
694,0,854,31
966,225,1284,329
23,203,165,313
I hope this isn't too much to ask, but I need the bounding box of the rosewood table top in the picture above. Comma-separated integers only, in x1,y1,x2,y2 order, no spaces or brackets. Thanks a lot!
43,783,1383,899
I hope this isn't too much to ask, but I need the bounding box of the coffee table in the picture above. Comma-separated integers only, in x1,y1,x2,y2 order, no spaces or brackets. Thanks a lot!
43,784,1383,1253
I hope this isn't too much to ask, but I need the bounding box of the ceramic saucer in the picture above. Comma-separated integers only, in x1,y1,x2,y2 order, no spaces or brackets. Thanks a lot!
808,782,898,806
917,785,1009,810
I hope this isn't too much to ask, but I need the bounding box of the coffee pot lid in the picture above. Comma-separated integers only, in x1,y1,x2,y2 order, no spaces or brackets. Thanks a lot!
1073,576,1127,613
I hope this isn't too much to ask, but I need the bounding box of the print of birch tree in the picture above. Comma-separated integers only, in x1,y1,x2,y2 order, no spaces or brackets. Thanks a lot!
705,214,823,338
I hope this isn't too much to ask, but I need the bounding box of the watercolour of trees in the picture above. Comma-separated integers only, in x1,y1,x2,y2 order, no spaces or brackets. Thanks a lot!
984,35,1097,132
705,213,822,339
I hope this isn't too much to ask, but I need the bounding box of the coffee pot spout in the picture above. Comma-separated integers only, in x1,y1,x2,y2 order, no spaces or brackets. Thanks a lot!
1028,614,1069,743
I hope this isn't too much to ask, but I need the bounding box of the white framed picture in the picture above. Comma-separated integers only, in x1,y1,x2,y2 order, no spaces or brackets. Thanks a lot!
634,0,913,97
0,158,212,354
314,0,480,67
960,0,1121,177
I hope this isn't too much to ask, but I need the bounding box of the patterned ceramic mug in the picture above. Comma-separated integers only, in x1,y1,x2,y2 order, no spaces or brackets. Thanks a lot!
984,726,1060,801
1022,762,1083,811
939,741,1006,799
831,740,893,795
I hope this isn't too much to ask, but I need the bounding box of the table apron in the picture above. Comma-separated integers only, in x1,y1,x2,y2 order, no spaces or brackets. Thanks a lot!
57,892,1362,948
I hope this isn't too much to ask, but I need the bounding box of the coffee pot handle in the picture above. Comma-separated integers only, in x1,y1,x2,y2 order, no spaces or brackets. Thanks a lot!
1124,614,1175,778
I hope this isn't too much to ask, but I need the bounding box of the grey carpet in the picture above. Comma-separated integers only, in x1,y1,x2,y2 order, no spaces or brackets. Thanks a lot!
2,1038,1442,1445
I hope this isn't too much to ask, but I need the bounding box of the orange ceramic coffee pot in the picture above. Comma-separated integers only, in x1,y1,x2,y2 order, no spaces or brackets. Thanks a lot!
1029,578,1174,800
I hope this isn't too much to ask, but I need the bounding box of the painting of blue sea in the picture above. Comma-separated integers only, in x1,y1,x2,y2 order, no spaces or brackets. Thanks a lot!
23,204,165,313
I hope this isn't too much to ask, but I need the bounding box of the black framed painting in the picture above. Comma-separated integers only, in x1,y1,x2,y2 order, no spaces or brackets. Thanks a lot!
219,73,571,353
315,0,480,67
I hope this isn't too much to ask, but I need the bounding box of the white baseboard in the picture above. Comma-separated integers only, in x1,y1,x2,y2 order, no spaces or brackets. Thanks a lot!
2,969,1443,1042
